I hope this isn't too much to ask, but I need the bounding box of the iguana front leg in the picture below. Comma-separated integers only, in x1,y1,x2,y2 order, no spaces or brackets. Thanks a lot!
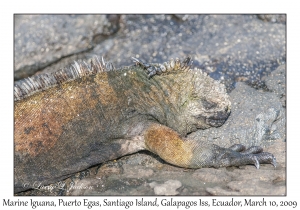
143,124,276,169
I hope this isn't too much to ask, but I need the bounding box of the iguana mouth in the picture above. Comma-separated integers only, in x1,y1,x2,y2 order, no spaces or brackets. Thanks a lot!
206,110,230,127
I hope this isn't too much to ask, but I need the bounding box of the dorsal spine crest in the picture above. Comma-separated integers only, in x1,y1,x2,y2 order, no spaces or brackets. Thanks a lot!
131,56,194,78
14,56,208,101
14,56,113,101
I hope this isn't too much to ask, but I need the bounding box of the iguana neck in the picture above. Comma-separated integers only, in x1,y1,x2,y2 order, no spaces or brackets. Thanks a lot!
86,65,196,135
104,66,195,135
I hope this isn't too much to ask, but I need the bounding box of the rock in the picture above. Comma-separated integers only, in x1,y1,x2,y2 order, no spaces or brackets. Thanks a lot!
149,180,182,195
122,164,154,178
207,179,285,196
15,15,285,92
257,14,286,24
66,178,102,196
95,14,285,91
264,64,286,107
266,140,286,168
206,186,241,196
192,168,232,183
188,82,286,148
233,165,285,182
14,14,120,80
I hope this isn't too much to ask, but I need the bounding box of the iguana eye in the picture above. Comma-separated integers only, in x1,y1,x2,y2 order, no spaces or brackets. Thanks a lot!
194,114,206,120
201,99,217,110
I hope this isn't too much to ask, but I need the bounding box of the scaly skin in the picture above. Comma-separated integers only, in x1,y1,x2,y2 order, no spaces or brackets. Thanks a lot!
14,57,275,193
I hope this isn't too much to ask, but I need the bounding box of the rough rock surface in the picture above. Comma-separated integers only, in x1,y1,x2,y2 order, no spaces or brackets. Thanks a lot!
149,180,182,196
14,14,120,80
15,15,285,91
14,14,286,196
263,64,286,107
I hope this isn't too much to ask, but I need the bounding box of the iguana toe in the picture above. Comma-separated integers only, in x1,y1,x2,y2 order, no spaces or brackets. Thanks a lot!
221,145,277,169
228,144,246,152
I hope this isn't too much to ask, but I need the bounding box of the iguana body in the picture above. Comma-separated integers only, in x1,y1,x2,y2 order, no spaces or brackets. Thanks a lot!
14,57,276,193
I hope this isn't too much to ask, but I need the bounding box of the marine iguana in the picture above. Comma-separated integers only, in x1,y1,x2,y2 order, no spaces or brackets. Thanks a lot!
14,56,276,193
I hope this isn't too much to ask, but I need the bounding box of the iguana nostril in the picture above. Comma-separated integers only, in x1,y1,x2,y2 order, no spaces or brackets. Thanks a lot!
225,106,229,113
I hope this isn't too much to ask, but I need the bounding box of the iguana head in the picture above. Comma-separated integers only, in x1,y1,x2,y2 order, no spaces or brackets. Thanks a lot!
183,69,231,131
148,57,231,136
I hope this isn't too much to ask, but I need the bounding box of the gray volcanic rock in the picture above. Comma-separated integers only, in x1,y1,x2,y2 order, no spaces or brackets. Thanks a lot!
264,64,286,107
15,15,285,92
149,180,182,196
257,14,286,24
14,14,119,80
90,15,285,91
